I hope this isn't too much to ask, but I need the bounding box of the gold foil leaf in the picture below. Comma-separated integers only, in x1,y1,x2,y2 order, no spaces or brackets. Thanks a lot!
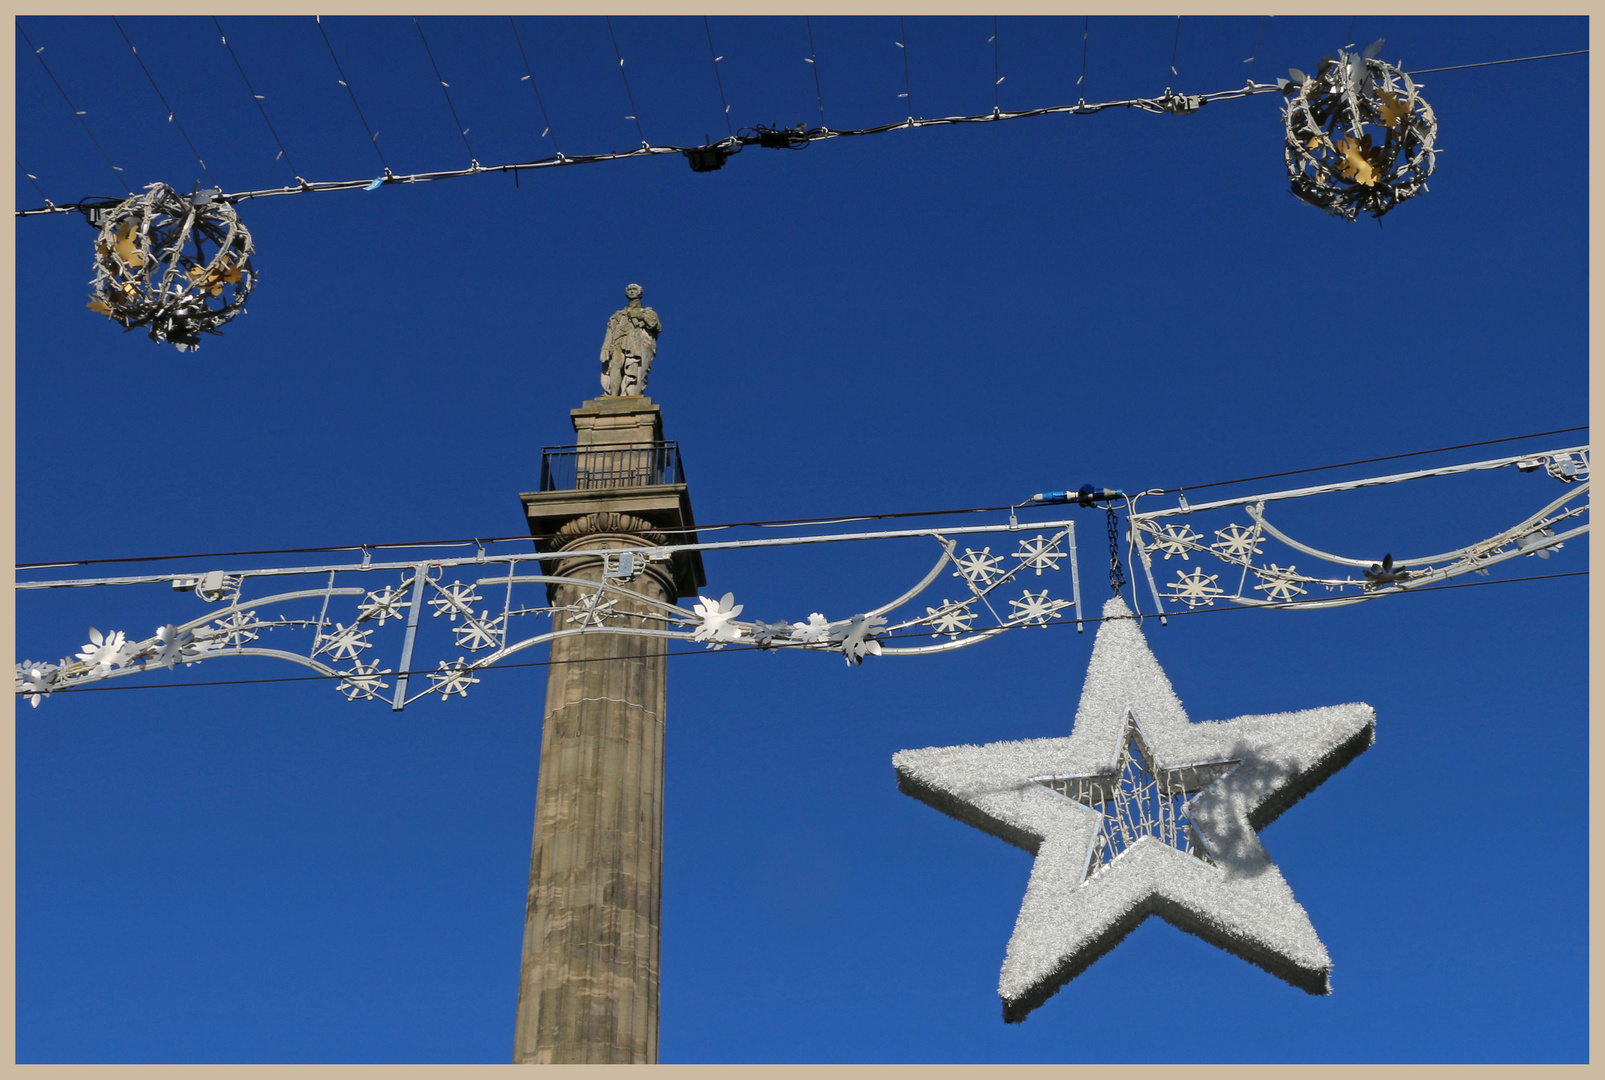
1377,90,1410,129
1335,135,1381,186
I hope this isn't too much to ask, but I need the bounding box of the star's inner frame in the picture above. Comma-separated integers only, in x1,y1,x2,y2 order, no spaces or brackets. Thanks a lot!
1036,714,1237,880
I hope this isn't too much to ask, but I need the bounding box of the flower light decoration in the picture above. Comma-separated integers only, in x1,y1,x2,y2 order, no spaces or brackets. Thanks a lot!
86,182,255,350
1281,39,1437,221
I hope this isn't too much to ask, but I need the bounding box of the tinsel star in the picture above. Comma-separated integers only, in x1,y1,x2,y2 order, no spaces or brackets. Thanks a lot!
893,596,1375,1022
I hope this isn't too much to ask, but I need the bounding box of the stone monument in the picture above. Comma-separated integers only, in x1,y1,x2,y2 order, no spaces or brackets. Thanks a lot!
512,287,702,1063
599,283,661,397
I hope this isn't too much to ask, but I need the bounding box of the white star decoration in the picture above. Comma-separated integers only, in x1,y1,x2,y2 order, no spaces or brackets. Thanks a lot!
893,596,1375,1022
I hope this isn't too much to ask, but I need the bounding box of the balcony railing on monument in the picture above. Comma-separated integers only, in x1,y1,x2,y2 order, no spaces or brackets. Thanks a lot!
538,442,686,492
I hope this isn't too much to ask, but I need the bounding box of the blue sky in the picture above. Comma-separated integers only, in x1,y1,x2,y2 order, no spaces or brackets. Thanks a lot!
14,15,1588,1063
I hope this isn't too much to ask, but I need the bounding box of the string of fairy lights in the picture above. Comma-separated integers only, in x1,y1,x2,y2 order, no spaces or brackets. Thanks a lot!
14,15,1585,218
13,16,1586,351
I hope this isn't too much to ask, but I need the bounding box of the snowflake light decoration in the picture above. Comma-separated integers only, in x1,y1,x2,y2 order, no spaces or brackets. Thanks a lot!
1168,567,1225,608
566,591,618,628
453,613,504,652
210,610,261,646
1009,589,1069,626
358,583,413,625
86,183,255,350
1252,564,1309,603
1144,523,1202,561
338,660,392,701
1281,40,1437,221
428,659,480,701
429,581,482,621
1014,535,1065,576
318,623,372,662
953,547,1005,587
925,600,978,639
894,596,1376,1021
1210,523,1265,562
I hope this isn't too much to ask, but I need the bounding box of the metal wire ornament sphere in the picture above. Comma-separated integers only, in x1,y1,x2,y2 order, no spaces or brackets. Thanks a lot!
86,182,256,351
1281,42,1438,221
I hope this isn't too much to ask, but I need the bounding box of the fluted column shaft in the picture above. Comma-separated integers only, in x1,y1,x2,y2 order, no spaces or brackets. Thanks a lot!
513,528,671,1063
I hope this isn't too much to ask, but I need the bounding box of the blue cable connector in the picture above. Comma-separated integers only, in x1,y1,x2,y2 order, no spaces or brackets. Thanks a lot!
1027,485,1125,507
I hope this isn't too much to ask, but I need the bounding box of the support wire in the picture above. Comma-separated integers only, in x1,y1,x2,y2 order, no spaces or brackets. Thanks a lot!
16,21,131,194
111,17,220,189
413,16,476,164
212,16,301,183
315,15,388,174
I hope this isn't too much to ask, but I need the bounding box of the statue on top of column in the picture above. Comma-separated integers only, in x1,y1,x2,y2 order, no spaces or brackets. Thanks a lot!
600,284,661,396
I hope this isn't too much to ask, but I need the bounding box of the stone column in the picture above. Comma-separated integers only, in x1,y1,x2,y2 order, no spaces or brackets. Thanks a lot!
513,397,702,1064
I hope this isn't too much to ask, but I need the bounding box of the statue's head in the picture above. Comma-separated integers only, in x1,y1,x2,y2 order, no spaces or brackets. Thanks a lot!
624,283,643,302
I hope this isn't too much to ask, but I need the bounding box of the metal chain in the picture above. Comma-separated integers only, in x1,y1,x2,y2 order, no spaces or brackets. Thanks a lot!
1106,506,1127,595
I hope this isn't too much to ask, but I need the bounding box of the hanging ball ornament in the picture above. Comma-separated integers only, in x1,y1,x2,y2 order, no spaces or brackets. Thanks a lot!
85,182,255,351
1280,39,1438,221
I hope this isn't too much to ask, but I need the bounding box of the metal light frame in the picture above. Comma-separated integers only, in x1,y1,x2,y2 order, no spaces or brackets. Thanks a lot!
16,519,1086,710
86,182,255,350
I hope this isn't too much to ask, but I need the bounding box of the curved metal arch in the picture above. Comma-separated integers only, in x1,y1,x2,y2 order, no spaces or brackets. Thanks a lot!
1244,484,1588,569
878,627,1011,655
174,587,367,634
475,573,696,621
474,624,700,669
1227,521,1587,610
78,646,347,686
863,542,956,619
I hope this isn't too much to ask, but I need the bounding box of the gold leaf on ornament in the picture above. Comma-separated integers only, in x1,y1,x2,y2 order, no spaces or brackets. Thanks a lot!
188,259,241,291
87,298,111,315
1335,134,1382,186
112,222,144,268
1377,90,1410,129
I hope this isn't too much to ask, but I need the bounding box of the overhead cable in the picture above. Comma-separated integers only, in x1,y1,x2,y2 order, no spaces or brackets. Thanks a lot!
16,47,1586,219
1406,49,1587,75
1159,425,1589,494
15,425,1587,571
